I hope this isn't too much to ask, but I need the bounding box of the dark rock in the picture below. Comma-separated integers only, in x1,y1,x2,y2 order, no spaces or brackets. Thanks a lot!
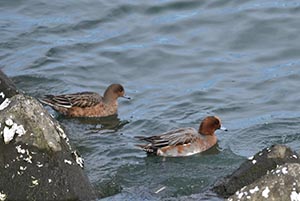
213,144,300,198
0,70,19,100
228,163,300,201
0,70,97,200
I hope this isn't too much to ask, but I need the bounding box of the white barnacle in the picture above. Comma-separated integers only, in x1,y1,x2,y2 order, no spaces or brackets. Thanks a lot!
252,160,257,165
241,186,247,191
20,166,27,171
262,186,270,198
3,125,16,144
16,145,26,154
282,167,288,174
0,191,7,201
32,179,39,186
290,191,300,201
238,192,244,199
23,155,32,164
56,125,66,138
36,162,43,168
15,125,25,136
64,159,72,165
5,119,13,127
248,156,254,160
249,186,259,194
48,179,52,183
0,98,11,111
293,155,298,159
75,155,84,168
72,151,84,168
3,121,26,144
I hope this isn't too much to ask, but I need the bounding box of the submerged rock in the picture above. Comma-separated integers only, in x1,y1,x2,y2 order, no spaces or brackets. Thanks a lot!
228,163,300,201
0,70,97,200
213,144,300,198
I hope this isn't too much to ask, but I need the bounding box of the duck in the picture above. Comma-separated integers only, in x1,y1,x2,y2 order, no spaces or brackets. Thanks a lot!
39,83,130,117
135,116,227,157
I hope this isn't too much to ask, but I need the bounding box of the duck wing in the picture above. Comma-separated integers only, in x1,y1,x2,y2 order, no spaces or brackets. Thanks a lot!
136,127,198,149
40,92,102,108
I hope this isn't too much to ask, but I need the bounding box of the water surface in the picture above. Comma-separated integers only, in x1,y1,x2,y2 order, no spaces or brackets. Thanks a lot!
1,0,300,200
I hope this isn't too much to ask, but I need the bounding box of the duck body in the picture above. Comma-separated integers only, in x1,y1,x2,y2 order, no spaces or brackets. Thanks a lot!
39,84,129,118
136,116,226,157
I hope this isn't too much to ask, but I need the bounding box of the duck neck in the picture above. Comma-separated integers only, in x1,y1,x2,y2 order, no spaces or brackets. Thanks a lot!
198,126,215,136
103,96,117,104
103,89,118,104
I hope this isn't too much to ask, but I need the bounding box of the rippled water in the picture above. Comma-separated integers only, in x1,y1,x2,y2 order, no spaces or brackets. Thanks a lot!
2,0,300,200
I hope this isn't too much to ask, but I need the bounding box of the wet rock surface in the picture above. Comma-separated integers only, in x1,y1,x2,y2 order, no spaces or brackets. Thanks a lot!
0,70,97,200
0,70,18,99
213,144,300,198
227,163,300,201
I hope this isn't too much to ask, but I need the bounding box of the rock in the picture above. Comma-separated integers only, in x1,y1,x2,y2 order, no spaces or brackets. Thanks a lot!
213,144,300,198
0,70,97,200
228,163,300,201
0,70,19,99
0,71,18,111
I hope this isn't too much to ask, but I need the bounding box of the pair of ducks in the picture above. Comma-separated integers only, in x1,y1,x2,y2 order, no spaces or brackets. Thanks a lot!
40,84,227,157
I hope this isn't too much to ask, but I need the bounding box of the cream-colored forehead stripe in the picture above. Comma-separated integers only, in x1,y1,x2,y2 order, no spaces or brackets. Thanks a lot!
214,116,221,123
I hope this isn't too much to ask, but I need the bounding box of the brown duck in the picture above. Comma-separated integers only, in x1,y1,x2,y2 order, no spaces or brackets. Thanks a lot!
135,116,227,157
39,84,130,117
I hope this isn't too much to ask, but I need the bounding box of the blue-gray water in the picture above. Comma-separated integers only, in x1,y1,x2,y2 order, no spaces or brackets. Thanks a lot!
1,0,300,200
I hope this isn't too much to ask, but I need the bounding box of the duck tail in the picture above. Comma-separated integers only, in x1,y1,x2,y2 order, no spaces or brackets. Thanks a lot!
38,95,56,107
135,144,155,153
134,136,147,140
39,95,72,108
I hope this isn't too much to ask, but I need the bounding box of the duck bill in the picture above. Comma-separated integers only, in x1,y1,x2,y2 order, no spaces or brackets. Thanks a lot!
122,95,131,100
220,125,228,131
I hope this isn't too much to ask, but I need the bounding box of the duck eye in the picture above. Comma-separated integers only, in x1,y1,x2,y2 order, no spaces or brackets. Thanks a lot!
214,119,220,126
119,88,123,92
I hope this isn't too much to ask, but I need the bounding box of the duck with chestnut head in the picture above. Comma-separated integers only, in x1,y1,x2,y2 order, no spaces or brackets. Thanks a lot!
135,116,227,157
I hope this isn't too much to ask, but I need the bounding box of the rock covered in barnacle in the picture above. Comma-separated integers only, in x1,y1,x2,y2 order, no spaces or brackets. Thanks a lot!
2,118,26,144
0,70,97,201
213,144,300,198
227,163,300,201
